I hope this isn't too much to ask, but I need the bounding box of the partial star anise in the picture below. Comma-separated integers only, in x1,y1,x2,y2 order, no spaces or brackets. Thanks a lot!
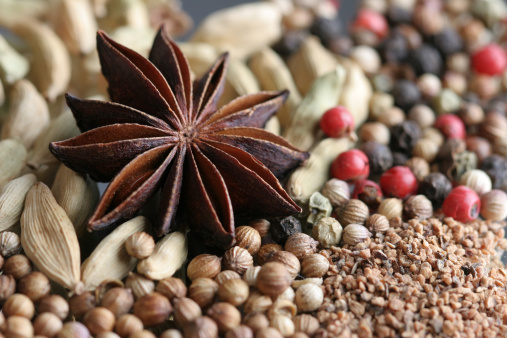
49,26,309,248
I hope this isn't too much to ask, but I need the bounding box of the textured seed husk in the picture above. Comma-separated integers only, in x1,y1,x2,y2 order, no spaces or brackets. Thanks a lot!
10,19,71,101
20,182,81,291
217,58,260,108
337,57,373,130
0,35,29,85
287,137,353,206
81,216,150,291
0,174,37,232
0,139,27,189
27,108,80,169
137,231,187,280
179,42,218,79
287,36,338,96
191,3,282,59
1,79,50,148
249,48,301,129
51,0,98,55
284,66,347,151
51,165,99,238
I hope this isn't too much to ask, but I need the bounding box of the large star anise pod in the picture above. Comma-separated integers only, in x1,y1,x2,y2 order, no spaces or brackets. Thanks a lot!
49,27,309,248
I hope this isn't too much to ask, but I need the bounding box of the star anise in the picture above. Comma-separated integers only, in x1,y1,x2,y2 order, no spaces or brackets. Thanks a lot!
49,26,309,248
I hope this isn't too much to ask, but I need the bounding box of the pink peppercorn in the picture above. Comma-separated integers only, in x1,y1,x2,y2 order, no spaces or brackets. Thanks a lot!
442,186,480,223
379,166,418,199
471,43,507,76
331,149,370,182
351,8,389,39
434,114,466,139
352,179,383,212
320,106,355,138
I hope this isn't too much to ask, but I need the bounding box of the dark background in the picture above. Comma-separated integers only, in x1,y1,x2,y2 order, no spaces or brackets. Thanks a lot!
183,0,359,38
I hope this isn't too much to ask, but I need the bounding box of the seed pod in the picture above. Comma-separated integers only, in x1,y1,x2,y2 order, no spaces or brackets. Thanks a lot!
365,214,390,233
137,231,187,280
81,216,149,290
133,292,172,327
295,284,323,312
115,314,143,338
156,277,187,301
0,35,29,84
301,254,329,278
34,312,63,337
101,287,134,318
378,198,403,220
321,179,350,208
187,254,222,281
0,174,37,233
284,233,318,260
125,232,155,259
265,251,300,279
215,271,241,286
1,79,50,148
217,58,259,108
126,273,155,300
249,48,301,128
235,226,261,255
222,246,253,275
188,278,219,310
39,295,69,320
4,293,35,319
285,66,346,151
51,165,99,237
207,302,241,333
11,19,71,101
83,307,116,336
218,278,250,306
256,262,292,297
21,183,81,291
342,224,371,246
337,199,369,226
0,139,27,190
403,195,433,220
173,297,202,328
312,216,342,248
243,266,261,287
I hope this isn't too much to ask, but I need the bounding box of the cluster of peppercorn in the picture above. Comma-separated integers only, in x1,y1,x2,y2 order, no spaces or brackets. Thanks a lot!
310,0,507,225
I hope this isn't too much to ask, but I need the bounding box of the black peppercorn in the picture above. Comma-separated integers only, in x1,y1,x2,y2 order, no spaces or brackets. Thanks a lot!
387,6,413,26
408,44,443,75
360,141,393,176
431,28,463,56
480,155,507,190
380,33,409,63
390,121,421,154
392,152,409,167
270,216,302,244
462,92,481,105
271,30,308,58
418,172,452,208
392,80,421,111
310,17,342,48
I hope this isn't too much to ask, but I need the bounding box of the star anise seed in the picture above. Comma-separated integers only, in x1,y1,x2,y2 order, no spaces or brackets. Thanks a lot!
49,26,309,248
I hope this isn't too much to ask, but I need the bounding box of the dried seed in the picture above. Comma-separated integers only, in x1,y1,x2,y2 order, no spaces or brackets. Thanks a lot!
187,254,222,281
125,232,155,259
0,174,37,232
0,139,27,190
125,272,155,300
0,35,29,84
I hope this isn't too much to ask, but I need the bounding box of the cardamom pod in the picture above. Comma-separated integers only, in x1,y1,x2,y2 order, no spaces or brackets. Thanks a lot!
0,174,37,232
191,3,282,59
287,36,338,96
101,0,150,32
51,165,99,238
137,231,187,280
10,19,71,101
0,139,27,189
51,0,98,55
20,182,81,291
0,35,29,85
179,42,218,79
1,79,50,148
109,26,156,58
81,216,150,291
284,67,346,151
217,58,260,108
27,108,80,170
249,48,301,129
287,137,353,207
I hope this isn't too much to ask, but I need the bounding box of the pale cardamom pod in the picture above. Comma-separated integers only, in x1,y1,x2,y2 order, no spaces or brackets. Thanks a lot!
137,231,187,280
20,182,81,291
0,174,37,232
51,165,99,238
0,34,29,85
217,58,259,108
81,216,150,291
0,139,27,189
179,42,218,79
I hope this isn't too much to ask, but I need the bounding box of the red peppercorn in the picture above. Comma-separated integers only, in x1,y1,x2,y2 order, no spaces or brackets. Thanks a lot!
320,106,355,138
379,166,418,199
434,114,466,139
331,149,370,182
352,179,383,212
351,8,389,39
442,186,480,223
471,43,507,76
